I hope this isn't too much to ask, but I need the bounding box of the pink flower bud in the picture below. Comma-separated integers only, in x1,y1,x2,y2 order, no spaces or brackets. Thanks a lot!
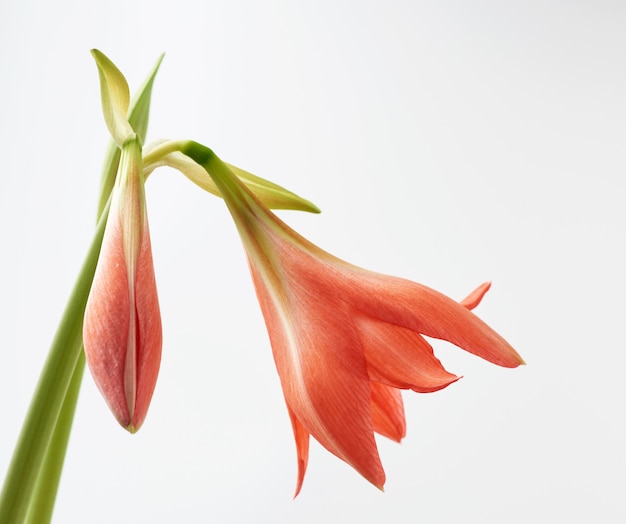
84,137,162,432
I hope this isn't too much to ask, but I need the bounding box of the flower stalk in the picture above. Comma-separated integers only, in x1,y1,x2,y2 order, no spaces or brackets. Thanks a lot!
0,203,109,523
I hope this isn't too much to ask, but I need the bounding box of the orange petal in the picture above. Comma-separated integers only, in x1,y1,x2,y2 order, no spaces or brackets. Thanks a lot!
287,406,310,498
250,261,386,490
273,233,523,369
336,272,524,368
460,281,491,310
357,313,460,393
370,382,406,442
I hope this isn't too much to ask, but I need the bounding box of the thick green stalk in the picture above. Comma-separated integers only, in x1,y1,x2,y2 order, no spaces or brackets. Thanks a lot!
11,167,113,523
0,207,108,524
23,356,86,524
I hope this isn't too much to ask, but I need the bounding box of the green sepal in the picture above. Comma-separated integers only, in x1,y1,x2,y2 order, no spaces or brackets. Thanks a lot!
226,163,320,213
143,142,320,214
91,50,134,147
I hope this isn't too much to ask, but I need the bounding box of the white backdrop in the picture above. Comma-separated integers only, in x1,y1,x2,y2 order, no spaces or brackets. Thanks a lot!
1,1,625,522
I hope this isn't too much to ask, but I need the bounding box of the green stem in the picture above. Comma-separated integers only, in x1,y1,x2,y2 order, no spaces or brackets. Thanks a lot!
14,176,113,524
0,204,108,524
23,355,86,524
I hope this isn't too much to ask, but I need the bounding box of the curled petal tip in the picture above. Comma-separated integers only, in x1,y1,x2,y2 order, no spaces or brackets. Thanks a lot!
292,455,307,499
460,281,492,310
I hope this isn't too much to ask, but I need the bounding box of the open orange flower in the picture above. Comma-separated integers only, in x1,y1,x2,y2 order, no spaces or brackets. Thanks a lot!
184,144,524,495
83,136,162,432
248,226,523,495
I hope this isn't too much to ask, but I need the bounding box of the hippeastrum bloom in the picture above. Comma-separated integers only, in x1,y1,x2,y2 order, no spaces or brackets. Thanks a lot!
83,135,161,432
182,143,524,495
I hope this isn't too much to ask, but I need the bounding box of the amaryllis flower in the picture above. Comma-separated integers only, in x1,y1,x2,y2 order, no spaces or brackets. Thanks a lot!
83,136,161,432
183,143,524,495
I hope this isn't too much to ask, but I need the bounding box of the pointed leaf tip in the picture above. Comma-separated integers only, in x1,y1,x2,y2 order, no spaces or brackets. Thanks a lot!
226,163,321,213
128,52,165,145
91,49,134,146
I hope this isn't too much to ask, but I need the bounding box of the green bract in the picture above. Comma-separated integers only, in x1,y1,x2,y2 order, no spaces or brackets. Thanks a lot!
143,141,320,213
91,49,134,147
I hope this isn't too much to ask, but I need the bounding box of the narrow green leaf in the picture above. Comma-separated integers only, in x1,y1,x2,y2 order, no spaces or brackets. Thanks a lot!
129,53,164,145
